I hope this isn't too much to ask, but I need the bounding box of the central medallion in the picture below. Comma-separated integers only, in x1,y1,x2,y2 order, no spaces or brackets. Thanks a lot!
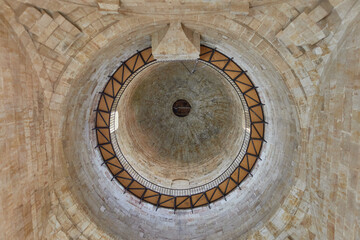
172,99,191,117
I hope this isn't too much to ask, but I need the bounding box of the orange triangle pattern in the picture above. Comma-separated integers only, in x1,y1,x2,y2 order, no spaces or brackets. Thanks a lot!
94,46,265,210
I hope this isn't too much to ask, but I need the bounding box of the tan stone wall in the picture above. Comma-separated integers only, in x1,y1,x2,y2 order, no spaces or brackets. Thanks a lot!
305,12,360,239
0,16,51,239
0,0,359,239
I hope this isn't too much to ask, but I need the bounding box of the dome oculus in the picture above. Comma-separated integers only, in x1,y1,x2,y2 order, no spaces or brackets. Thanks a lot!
172,99,191,117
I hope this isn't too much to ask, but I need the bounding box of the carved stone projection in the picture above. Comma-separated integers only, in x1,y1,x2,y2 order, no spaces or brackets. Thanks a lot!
18,6,82,54
276,0,333,58
117,0,249,15
97,0,121,14
152,22,200,61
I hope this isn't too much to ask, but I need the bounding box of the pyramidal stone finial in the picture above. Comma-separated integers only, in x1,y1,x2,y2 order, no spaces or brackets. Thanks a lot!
152,21,200,61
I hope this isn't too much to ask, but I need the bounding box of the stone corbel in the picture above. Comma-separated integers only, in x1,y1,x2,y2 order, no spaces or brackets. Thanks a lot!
152,21,200,61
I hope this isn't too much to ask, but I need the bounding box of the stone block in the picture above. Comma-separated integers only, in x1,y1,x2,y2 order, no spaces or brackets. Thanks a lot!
69,25,82,36
59,19,75,32
308,0,333,23
17,8,81,55
68,226,81,239
56,230,68,239
78,235,88,240
55,36,74,54
37,21,59,43
287,44,305,58
229,1,249,15
59,19,81,37
56,211,73,231
276,12,329,47
97,0,120,13
30,12,54,37
36,12,53,28
52,27,67,42
152,22,200,61
53,12,66,25
18,6,42,29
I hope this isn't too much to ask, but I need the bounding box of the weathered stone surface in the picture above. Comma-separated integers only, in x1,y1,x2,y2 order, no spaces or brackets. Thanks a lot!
152,22,200,60
308,0,333,23
0,0,359,239
116,61,245,188
18,6,42,29
97,0,120,14
17,7,82,55
229,0,249,15
276,12,328,47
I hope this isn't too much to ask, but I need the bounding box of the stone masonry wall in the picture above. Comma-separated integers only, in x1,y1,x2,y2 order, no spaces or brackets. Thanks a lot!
0,0,359,239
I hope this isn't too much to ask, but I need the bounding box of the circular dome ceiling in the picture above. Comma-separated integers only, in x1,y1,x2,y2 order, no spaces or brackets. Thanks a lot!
115,60,249,191
95,46,265,210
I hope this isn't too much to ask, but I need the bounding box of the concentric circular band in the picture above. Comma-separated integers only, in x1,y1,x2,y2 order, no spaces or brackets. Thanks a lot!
95,46,265,210
110,60,251,196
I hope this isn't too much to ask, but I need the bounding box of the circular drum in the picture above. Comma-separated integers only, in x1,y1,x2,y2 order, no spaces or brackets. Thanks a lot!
95,46,265,210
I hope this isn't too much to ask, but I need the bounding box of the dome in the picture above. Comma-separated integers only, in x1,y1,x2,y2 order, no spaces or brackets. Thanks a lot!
1,1,359,239
115,60,247,190
95,46,265,209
